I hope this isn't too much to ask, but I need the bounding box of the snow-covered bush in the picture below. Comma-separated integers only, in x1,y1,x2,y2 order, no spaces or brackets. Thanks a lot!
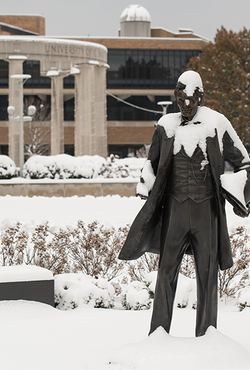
23,154,106,179
0,155,17,179
237,287,250,311
0,221,249,310
54,273,115,310
122,270,197,310
98,154,145,179
121,280,153,310
175,273,197,309
22,153,145,179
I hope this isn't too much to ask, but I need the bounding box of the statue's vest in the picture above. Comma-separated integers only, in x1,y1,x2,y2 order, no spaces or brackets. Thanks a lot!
170,146,215,203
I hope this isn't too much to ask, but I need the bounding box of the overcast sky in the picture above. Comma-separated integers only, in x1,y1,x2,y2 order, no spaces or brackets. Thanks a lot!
1,0,250,41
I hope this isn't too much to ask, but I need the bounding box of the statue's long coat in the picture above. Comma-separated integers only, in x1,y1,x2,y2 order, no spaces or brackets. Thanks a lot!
118,107,250,270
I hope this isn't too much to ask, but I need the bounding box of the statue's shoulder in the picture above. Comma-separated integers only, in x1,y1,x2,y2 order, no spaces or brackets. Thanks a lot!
157,113,181,138
197,106,228,124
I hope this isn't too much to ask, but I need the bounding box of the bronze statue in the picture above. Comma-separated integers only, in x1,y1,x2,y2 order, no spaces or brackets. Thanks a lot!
119,71,250,337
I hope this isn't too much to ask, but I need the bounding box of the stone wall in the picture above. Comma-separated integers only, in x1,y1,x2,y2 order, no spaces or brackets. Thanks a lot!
0,181,137,197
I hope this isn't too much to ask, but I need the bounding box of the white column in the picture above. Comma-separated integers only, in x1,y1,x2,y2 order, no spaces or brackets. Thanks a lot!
8,60,24,165
74,63,107,157
50,75,64,155
94,65,107,158
74,64,95,156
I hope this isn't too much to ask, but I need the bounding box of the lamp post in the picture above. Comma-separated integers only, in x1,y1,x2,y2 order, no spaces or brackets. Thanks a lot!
7,74,36,177
157,101,173,115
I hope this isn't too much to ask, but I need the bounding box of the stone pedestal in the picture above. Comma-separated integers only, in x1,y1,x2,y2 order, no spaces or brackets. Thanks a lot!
0,265,54,306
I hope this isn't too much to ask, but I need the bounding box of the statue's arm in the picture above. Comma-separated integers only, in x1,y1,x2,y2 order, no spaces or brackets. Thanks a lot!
222,129,250,216
136,126,161,199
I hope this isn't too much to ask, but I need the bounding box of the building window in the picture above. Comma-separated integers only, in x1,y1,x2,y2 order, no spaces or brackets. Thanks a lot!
0,95,8,120
23,60,51,89
64,144,74,156
107,95,176,121
64,75,75,89
0,60,8,88
107,49,201,89
108,144,145,158
64,97,74,121
0,145,8,155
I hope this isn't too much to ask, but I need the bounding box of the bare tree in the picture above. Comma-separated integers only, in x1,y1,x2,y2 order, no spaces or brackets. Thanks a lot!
23,95,51,158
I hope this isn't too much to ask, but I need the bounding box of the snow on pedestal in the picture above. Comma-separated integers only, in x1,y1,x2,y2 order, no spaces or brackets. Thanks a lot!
109,326,250,370
0,265,53,282
0,265,54,306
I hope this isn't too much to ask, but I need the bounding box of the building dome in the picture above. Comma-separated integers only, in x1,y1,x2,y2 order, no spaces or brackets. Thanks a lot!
120,4,151,23
120,5,151,37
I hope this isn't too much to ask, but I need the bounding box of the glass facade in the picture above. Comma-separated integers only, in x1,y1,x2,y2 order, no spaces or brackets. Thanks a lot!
64,75,75,89
23,61,51,88
108,144,144,158
107,95,177,121
107,49,201,89
0,95,8,120
0,60,75,89
64,97,74,121
0,60,8,87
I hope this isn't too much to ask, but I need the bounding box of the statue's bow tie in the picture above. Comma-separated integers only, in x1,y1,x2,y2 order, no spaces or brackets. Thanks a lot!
180,120,201,126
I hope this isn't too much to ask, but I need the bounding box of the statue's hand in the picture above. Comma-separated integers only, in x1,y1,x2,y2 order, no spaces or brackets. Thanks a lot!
233,206,250,218
136,193,148,200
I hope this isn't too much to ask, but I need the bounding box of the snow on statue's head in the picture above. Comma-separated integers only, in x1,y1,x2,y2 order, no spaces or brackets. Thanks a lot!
175,70,204,104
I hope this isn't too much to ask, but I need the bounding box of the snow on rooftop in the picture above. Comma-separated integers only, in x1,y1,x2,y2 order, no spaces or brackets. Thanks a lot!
0,14,45,18
0,265,53,283
0,35,107,52
120,4,151,22
179,28,194,33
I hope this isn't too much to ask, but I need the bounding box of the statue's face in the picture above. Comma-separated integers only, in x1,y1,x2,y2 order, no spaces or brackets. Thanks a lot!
176,90,199,121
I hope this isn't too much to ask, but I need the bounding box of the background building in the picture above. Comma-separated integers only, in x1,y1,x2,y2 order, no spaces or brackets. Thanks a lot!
0,5,208,161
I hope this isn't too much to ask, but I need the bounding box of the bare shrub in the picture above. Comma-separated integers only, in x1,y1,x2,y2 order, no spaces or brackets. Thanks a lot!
127,252,196,282
1,222,28,266
67,221,128,280
127,253,159,282
180,254,196,279
0,221,128,280
135,144,151,158
0,222,249,303
218,226,250,298
98,155,130,178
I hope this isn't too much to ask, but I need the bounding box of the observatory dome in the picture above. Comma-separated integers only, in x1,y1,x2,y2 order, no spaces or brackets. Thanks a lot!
120,4,151,23
120,5,151,37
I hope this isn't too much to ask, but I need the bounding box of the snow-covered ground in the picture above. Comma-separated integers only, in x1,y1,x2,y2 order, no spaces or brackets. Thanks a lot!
0,195,250,369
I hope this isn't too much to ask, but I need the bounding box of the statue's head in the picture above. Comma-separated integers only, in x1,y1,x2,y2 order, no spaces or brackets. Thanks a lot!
174,70,204,121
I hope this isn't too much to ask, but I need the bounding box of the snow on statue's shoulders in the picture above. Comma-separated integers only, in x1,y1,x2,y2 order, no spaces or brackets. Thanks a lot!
158,112,181,138
158,107,218,158
157,106,248,160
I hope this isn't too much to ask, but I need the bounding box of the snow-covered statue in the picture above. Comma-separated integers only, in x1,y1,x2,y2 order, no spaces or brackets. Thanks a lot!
118,70,250,337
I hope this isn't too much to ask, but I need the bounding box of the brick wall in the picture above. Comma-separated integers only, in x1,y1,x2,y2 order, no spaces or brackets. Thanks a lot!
64,126,74,144
75,37,206,50
0,127,8,144
107,126,155,144
0,15,45,35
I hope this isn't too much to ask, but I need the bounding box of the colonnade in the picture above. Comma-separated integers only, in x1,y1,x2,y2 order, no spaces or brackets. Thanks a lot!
7,52,108,166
